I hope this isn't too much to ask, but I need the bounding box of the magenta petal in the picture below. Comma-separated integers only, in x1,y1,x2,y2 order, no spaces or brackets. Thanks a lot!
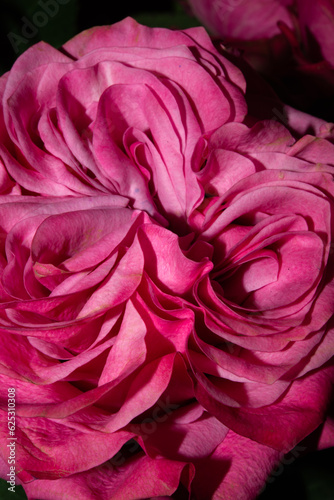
77,234,144,318
62,17,246,91
188,0,294,40
139,224,212,294
31,207,140,272
318,416,334,450
0,411,134,480
193,430,281,500
141,406,228,461
194,364,334,450
23,454,194,500
3,43,70,105
297,0,334,66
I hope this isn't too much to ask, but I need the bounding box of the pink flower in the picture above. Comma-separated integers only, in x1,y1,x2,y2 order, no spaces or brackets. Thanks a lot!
186,0,334,61
294,0,334,67
0,16,246,233
185,0,295,41
0,17,333,500
188,120,334,449
0,193,209,496
185,0,334,116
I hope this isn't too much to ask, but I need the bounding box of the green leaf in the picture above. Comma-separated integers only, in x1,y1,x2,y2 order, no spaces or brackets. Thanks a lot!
0,478,28,500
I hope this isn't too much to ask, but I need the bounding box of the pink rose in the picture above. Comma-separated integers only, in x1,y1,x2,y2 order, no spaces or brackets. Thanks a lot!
291,0,334,67
186,0,334,60
137,120,334,500
185,0,294,41
0,16,246,233
185,0,334,116
188,120,334,448
0,192,212,497
0,17,333,500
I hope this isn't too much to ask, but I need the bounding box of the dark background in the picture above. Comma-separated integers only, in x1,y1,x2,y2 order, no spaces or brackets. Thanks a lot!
0,1,334,498
0,0,199,75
